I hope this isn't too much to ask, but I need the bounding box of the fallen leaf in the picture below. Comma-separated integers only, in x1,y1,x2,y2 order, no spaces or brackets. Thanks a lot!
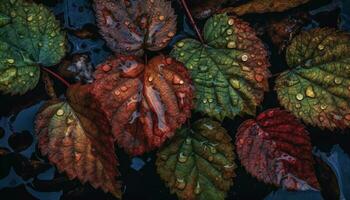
171,13,270,121
189,0,228,19
221,0,310,16
236,108,320,190
35,84,121,198
0,0,66,95
94,0,176,56
156,118,236,200
275,28,350,130
91,55,194,155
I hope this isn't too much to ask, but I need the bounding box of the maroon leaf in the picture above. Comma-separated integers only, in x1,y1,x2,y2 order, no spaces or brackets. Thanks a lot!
94,0,177,56
91,54,194,155
236,108,320,190
35,84,121,198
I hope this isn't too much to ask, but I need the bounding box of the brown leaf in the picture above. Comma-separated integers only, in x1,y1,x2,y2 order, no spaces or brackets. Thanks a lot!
91,55,194,155
94,0,177,56
35,84,121,198
221,0,310,16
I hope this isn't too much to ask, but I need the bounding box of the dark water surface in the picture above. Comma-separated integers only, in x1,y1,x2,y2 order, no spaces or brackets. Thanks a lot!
1,0,350,200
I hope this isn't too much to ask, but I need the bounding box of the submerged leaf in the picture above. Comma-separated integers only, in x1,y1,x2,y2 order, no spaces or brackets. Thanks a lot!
94,0,176,56
275,28,350,130
236,108,319,190
35,84,121,198
91,55,194,155
221,0,310,16
171,13,270,120
156,119,236,200
0,0,66,95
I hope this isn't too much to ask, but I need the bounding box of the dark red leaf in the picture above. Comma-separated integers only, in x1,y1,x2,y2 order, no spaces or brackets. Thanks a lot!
35,84,121,198
91,55,194,155
236,108,320,190
94,0,176,56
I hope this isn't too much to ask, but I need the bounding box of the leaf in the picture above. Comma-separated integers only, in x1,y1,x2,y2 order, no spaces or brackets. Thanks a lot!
90,55,194,155
275,28,350,130
0,0,66,95
221,0,310,16
156,118,236,200
171,13,270,121
189,0,228,19
35,84,121,199
236,108,320,190
94,0,176,56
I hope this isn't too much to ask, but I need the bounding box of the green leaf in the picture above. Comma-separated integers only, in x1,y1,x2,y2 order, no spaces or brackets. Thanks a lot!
275,28,350,130
156,119,236,200
171,13,270,120
0,0,66,95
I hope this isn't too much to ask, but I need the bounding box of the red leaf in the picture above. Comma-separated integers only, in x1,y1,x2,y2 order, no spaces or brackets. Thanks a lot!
91,55,194,156
35,84,121,198
236,108,320,190
94,0,177,56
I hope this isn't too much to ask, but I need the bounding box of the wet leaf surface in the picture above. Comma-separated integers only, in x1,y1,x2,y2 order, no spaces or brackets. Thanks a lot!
156,118,236,200
35,85,121,198
171,13,270,121
275,28,350,130
236,108,320,190
94,0,177,56
221,0,311,16
0,0,66,95
91,55,194,155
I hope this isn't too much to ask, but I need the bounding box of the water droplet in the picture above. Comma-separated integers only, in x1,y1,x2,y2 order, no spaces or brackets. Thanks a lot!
334,77,343,85
59,42,64,47
319,116,325,122
228,18,234,25
173,75,184,85
114,90,121,96
345,114,350,121
38,16,42,20
194,182,201,194
29,72,34,77
305,86,316,98
158,15,165,21
210,146,217,154
227,41,236,49
50,32,56,37
230,79,240,89
318,44,325,50
320,104,327,110
296,93,304,101
121,86,128,92
66,117,74,124
27,15,33,22
185,138,192,144
255,74,264,82
241,66,251,72
202,99,208,104
180,52,185,57
176,178,186,190
10,11,16,17
148,76,154,82
241,54,248,62
178,152,188,163
7,59,14,64
295,103,301,109
38,42,43,47
226,29,233,35
177,42,184,48
208,98,213,103
56,109,64,116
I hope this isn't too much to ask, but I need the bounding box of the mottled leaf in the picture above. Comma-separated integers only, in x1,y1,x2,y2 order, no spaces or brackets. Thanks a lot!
236,108,319,190
171,13,270,121
91,55,194,155
275,28,350,129
94,0,176,56
0,0,66,95
221,0,310,16
35,84,121,198
156,118,236,200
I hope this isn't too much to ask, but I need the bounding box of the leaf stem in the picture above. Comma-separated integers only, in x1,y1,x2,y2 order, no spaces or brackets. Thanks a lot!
41,67,71,88
178,0,204,44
